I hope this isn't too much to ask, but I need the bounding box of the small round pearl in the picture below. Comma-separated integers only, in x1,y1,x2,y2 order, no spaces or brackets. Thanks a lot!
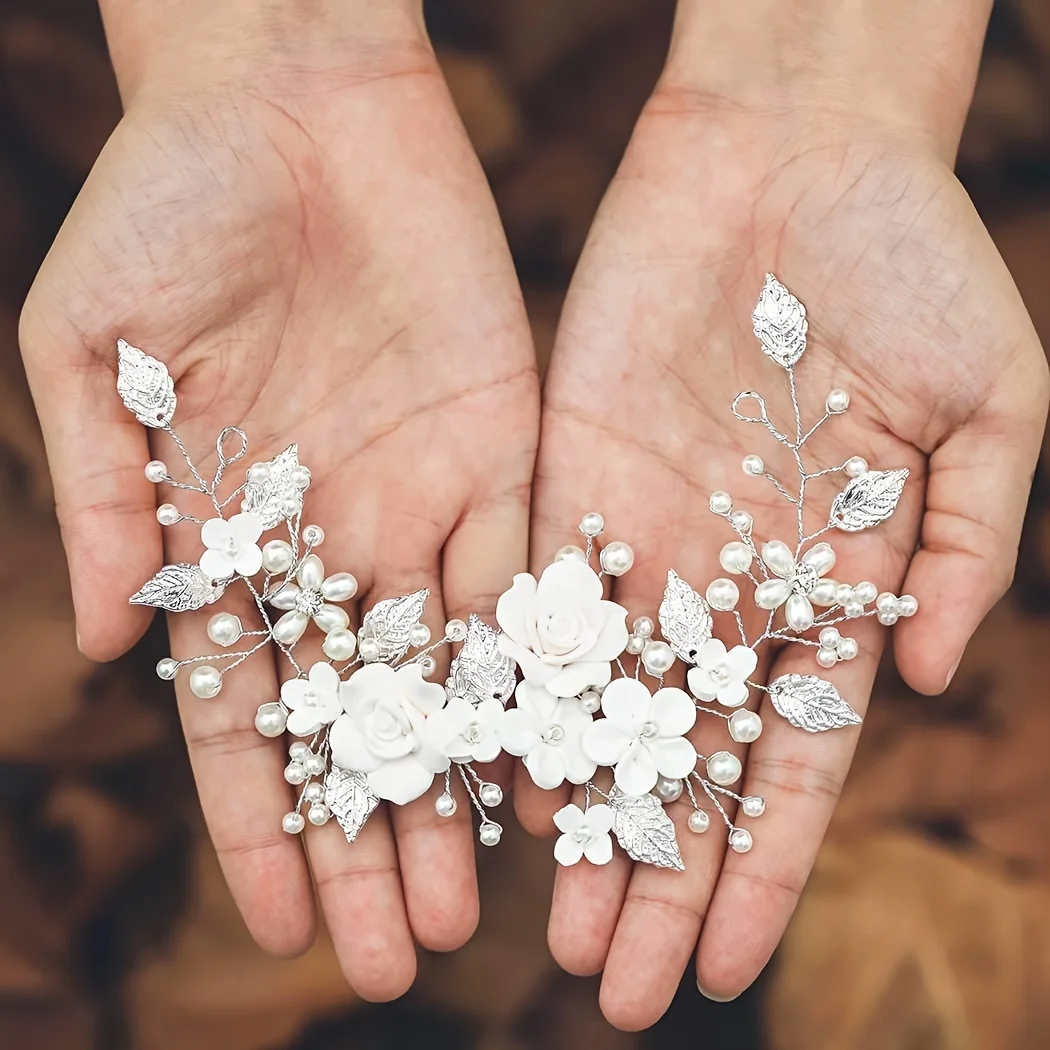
556,544,587,563
835,584,856,607
289,742,311,760
304,782,325,803
818,626,841,648
418,655,437,677
742,454,765,476
730,510,754,534
289,465,312,490
445,618,468,642
358,636,381,663
145,460,168,483
844,456,869,478
729,828,753,853
282,812,305,835
600,541,634,577
706,577,740,612
633,616,654,638
254,702,287,738
156,503,180,526
688,809,710,833
836,636,859,661
878,608,899,626
706,751,742,787
641,641,675,676
409,623,432,648
479,782,504,807
741,796,766,818
876,592,898,614
156,657,178,681
308,803,330,826
853,581,877,604
580,690,601,714
189,665,222,699
844,601,865,619
579,512,605,537
302,524,324,547
719,541,753,575
816,647,838,669
435,792,457,817
478,822,502,847
709,491,733,515
284,762,307,785
247,462,271,484
728,709,763,744
323,629,357,662
626,635,645,655
321,572,358,602
654,776,683,803
207,612,243,647
897,594,918,617
304,754,326,776
261,539,294,574
826,388,850,414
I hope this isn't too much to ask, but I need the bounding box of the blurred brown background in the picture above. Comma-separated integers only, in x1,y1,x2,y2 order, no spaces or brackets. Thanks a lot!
2,1,1050,1048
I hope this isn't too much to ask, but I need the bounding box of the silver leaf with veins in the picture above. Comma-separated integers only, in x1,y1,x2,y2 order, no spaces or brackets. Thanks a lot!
129,563,226,612
116,339,176,427
608,787,685,871
829,468,909,532
360,589,430,664
242,444,307,530
751,273,808,369
768,673,862,732
658,570,713,665
447,614,516,706
324,765,380,843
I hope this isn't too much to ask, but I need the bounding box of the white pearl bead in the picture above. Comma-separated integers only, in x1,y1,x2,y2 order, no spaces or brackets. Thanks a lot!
810,580,839,606
435,792,457,817
633,616,654,638
706,577,740,612
556,544,587,563
156,503,180,526
803,541,836,576
818,626,840,648
358,636,381,662
273,611,308,645
836,636,859,661
479,782,504,807
579,512,605,537
189,665,222,698
254,702,287,738
445,618,468,642
289,741,311,760
709,491,733,515
762,540,795,578
248,462,271,484
308,803,330,826
785,592,815,632
297,554,325,590
284,762,307,785
706,751,742,787
897,594,918,617
479,821,502,847
741,796,766,818
816,647,838,669
742,454,765,476
876,591,898,614
145,460,168,483
322,628,357,662
302,524,325,547
280,497,301,518
600,541,634,577
730,510,753,534
688,809,710,833
878,608,899,626
729,828,753,853
826,388,850,414
304,754,326,776
641,641,675,676
289,465,312,490
409,623,432,648
207,612,243,647
419,655,437,677
835,584,856,607
580,690,601,714
728,709,763,744
261,539,294,574
321,572,358,602
844,456,869,478
853,581,877,604
156,657,178,680
304,782,325,803
626,635,645,655
844,601,865,619
654,776,683,803
719,541,753,575
282,812,305,835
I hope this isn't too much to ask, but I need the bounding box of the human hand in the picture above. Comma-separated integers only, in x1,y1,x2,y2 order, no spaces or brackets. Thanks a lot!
522,0,1048,1027
19,0,537,999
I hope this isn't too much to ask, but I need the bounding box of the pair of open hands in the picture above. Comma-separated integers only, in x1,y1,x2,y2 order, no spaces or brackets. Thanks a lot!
19,8,1048,1031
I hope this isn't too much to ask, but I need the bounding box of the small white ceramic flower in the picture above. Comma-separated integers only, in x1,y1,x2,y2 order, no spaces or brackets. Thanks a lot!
582,678,697,796
269,554,354,643
553,803,614,866
280,661,346,737
423,696,505,764
496,559,629,698
329,663,449,805
753,540,837,632
498,681,597,790
199,512,264,580
687,639,758,708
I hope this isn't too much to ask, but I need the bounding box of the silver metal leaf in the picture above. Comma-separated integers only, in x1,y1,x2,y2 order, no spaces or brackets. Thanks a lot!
768,673,862,732
608,787,685,871
829,468,908,532
360,589,429,663
324,765,380,843
242,444,307,530
116,339,176,427
658,570,713,664
446,614,516,706
129,563,226,612
752,273,808,368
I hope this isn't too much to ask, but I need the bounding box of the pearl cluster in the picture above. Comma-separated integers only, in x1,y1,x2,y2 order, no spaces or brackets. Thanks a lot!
281,741,331,833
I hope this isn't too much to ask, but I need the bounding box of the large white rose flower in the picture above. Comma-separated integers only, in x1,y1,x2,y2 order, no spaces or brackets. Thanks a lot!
582,678,698,795
329,663,449,805
496,560,629,698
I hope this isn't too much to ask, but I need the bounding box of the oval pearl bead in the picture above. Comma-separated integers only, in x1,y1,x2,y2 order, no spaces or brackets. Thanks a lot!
478,822,502,847
314,604,350,633
273,610,309,645
741,796,766,818
145,460,168,483
709,491,733,515
706,751,742,787
308,803,330,826
641,641,675,676
810,580,839,606
189,665,222,699
653,776,683,803
207,612,242,647
479,782,504,807
844,456,869,478
321,572,358,602
785,593,815,632
626,635,645,655
156,658,178,681
826,388,850,414
729,828,753,853
706,577,740,612
719,541,753,575
156,503,180,526
897,594,918,617
254,702,287,738
600,541,634,577
802,542,836,576
728,709,763,744
409,623,432,648
435,792,457,817
261,539,294,574
302,524,324,547
761,540,795,578
297,554,325,590
579,512,605,537
688,809,710,833
322,628,357,662
816,647,838,669
282,812,305,835
742,454,764,476
445,618,468,642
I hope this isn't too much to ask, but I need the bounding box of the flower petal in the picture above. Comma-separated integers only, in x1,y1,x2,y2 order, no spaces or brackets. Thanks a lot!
514,680,557,723
697,637,727,671
396,663,446,716
280,677,310,709
650,687,697,737
495,573,537,644
524,744,566,790
546,659,611,698
329,715,381,772
472,735,502,764
586,601,630,660
475,698,506,730
367,756,435,805
717,679,750,708
687,667,718,703
199,549,234,581
553,833,584,866
536,559,604,605
585,803,614,836
648,736,698,779
755,578,791,610
599,677,651,731
234,544,263,577
500,636,558,685
553,804,585,835
559,737,598,785
273,609,308,644
296,553,325,589
200,517,231,550
287,708,325,737
340,662,396,715
581,718,633,767
229,512,263,544
269,583,300,611
583,832,613,866
498,708,542,757
308,661,341,695
613,741,658,795
724,645,758,681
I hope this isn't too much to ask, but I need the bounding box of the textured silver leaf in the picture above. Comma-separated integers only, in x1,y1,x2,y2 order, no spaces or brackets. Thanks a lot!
658,570,713,664
829,468,909,533
116,339,176,427
608,787,685,871
129,563,226,612
768,673,862,732
447,614,516,706
242,444,307,530
751,273,808,368
360,589,429,663
325,765,380,843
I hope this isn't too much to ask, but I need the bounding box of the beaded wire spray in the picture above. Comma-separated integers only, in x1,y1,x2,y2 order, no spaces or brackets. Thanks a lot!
120,273,915,869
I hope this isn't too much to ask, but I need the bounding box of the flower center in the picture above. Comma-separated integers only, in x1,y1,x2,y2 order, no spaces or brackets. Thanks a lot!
539,609,584,655
301,689,318,708
224,537,242,558
294,587,324,616
710,663,731,685
573,827,594,846
542,724,565,746
370,705,410,741
791,562,819,595
463,722,482,744
640,721,659,739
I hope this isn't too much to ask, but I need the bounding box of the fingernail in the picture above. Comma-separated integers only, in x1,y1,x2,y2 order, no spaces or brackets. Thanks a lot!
75,624,83,654
697,981,739,1002
945,655,962,691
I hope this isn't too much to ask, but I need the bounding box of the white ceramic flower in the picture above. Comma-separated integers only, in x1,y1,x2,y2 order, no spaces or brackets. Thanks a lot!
582,678,697,796
753,540,837,632
687,639,758,708
553,803,614,866
269,554,354,643
329,663,449,805
280,661,346,737
199,512,264,580
498,681,596,790
423,696,505,764
496,559,629,698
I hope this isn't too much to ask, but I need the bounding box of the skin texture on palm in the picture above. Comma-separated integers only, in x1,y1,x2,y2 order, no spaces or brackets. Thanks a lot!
19,32,539,999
